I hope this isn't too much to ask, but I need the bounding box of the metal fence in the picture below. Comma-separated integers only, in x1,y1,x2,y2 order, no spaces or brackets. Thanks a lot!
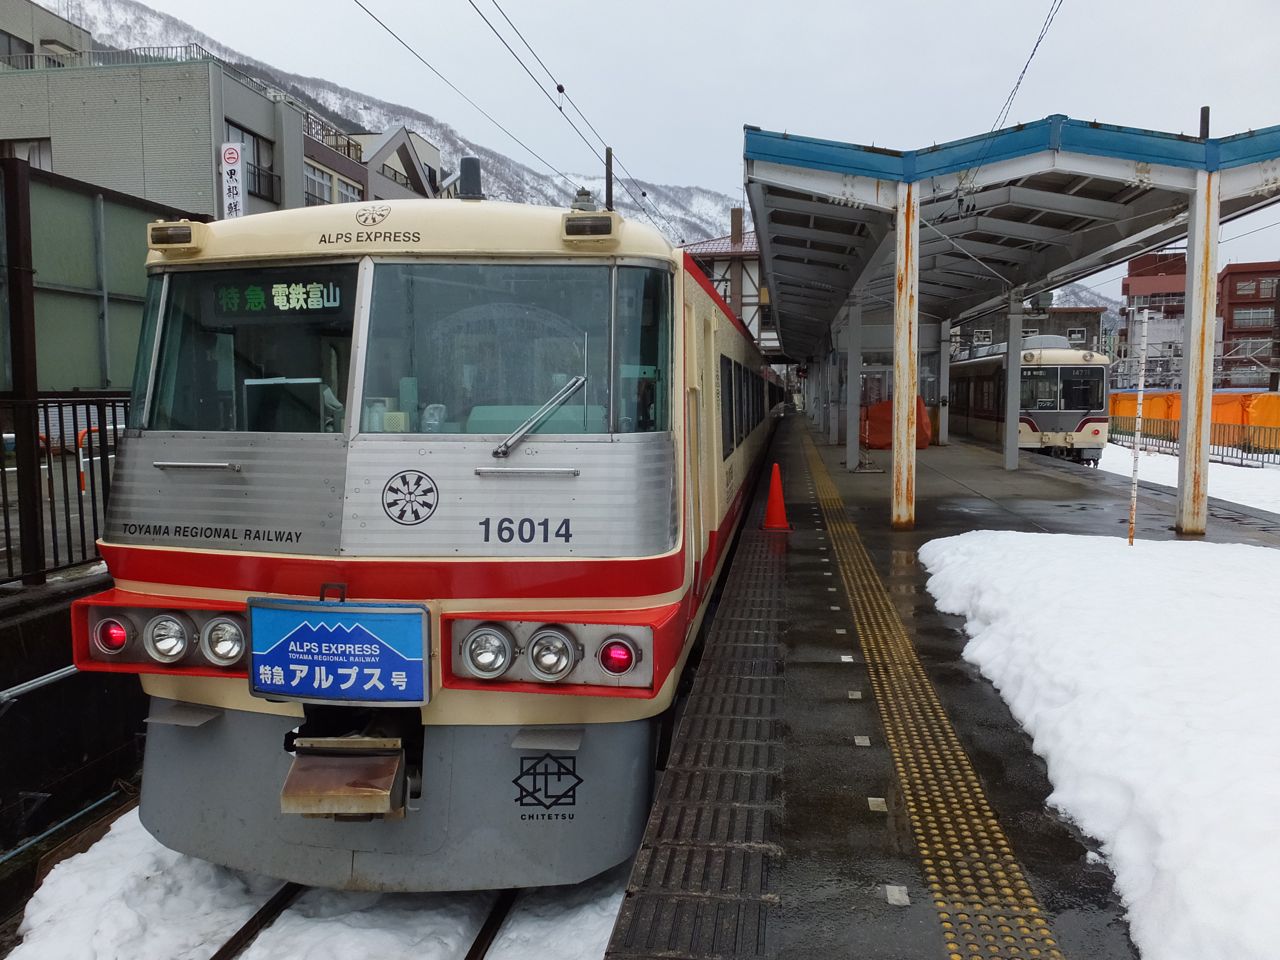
1110,415,1280,466
0,393,129,585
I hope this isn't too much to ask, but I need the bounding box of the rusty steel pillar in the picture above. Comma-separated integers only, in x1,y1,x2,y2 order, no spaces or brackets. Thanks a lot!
1176,169,1220,535
845,303,863,469
891,181,919,530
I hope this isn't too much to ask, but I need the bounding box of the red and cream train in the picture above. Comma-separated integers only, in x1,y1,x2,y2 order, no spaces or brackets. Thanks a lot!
71,195,778,891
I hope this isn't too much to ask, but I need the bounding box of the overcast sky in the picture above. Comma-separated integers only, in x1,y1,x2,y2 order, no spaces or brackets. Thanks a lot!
126,0,1280,294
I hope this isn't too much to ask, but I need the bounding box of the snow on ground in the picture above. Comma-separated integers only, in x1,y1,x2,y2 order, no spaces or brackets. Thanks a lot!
919,530,1280,960
12,809,622,960
1099,442,1280,514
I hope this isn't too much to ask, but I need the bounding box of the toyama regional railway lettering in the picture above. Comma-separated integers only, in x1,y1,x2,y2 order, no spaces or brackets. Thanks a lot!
121,523,302,544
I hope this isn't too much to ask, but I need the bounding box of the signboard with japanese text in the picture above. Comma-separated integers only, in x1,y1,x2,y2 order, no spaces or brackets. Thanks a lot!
248,598,428,705
221,142,245,219
210,267,350,322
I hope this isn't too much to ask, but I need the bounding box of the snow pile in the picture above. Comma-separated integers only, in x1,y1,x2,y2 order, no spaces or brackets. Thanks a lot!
13,812,273,960
1099,443,1280,515
487,863,627,960
919,530,1280,960
12,809,623,959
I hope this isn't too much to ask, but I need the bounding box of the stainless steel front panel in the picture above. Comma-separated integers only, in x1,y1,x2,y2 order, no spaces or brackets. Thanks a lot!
340,433,678,558
105,432,349,555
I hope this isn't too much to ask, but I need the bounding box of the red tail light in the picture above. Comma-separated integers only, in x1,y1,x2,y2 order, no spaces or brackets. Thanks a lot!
96,618,129,653
1092,429,1101,436
598,638,637,675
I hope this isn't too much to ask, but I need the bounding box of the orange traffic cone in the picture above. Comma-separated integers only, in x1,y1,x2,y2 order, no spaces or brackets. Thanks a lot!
762,463,791,531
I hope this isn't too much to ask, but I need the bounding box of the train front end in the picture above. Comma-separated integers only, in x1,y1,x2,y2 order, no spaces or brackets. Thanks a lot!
71,201,694,891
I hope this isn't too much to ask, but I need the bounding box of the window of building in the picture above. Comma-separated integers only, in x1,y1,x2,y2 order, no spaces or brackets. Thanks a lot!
973,329,992,345
1236,280,1258,296
1,29,35,63
1262,278,1278,298
1232,307,1274,328
336,178,363,204
225,121,279,203
305,162,333,206
1022,328,1039,339
1067,327,1086,344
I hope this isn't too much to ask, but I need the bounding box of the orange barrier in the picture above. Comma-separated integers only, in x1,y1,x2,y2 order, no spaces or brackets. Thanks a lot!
860,396,932,450
1110,391,1280,429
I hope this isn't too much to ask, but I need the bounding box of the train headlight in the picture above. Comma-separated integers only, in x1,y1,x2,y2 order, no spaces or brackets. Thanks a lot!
598,636,639,676
527,627,578,682
143,614,190,663
462,624,514,679
93,617,131,655
201,617,245,666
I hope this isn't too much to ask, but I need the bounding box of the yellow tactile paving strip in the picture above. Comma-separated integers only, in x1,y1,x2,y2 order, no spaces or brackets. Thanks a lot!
804,435,1066,960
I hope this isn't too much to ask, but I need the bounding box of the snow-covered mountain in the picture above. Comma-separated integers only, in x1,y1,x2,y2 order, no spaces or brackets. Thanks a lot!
1054,282,1124,333
49,0,734,242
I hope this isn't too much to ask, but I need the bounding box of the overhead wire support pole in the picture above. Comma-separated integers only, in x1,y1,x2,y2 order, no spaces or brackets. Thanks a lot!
1176,166,1221,536
892,180,920,530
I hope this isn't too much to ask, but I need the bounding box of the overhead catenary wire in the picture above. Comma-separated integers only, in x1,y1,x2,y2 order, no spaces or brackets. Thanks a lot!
468,0,686,242
950,0,1065,210
349,0,581,197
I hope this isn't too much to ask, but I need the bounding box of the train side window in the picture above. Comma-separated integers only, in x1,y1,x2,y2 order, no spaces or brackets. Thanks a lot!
614,267,672,432
720,355,734,459
147,265,358,432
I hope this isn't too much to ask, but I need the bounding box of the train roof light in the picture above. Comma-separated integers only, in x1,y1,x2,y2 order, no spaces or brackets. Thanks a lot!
94,617,130,655
148,220,205,253
598,637,639,676
562,210,620,246
462,624,515,680
527,627,578,682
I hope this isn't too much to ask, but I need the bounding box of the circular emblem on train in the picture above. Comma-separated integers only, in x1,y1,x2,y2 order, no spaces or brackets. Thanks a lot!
381,470,439,525
355,203,391,226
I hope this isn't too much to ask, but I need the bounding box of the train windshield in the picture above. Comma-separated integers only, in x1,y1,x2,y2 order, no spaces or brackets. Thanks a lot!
1020,368,1058,410
145,265,359,432
1060,366,1105,410
362,262,671,435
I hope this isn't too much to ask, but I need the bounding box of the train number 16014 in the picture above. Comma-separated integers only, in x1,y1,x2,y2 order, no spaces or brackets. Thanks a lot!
478,517,573,544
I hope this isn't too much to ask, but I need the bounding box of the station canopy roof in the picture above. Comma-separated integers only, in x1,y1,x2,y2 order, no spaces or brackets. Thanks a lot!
744,115,1280,359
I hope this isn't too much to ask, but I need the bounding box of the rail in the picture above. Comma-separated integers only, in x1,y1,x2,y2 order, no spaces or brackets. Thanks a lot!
1109,415,1280,467
0,393,129,585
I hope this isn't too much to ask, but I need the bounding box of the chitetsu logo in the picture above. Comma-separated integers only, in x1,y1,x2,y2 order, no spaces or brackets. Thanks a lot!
382,470,438,525
513,754,582,809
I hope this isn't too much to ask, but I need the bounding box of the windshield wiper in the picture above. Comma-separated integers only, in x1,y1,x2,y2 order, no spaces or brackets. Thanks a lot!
491,376,587,458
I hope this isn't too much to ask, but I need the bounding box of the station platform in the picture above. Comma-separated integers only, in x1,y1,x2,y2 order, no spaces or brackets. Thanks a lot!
606,414,1280,960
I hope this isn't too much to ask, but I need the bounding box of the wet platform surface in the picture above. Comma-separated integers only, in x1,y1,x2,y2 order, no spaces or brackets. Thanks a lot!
608,416,1280,960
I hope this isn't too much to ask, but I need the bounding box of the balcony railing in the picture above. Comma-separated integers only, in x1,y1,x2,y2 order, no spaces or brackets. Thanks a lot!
304,190,329,207
303,113,363,162
246,162,280,204
0,44,273,95
379,164,413,189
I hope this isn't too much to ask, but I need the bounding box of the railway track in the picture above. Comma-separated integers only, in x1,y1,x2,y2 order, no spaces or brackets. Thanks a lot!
206,884,519,960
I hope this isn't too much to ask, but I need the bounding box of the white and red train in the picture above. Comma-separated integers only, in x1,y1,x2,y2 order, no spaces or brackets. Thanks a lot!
71,195,778,891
